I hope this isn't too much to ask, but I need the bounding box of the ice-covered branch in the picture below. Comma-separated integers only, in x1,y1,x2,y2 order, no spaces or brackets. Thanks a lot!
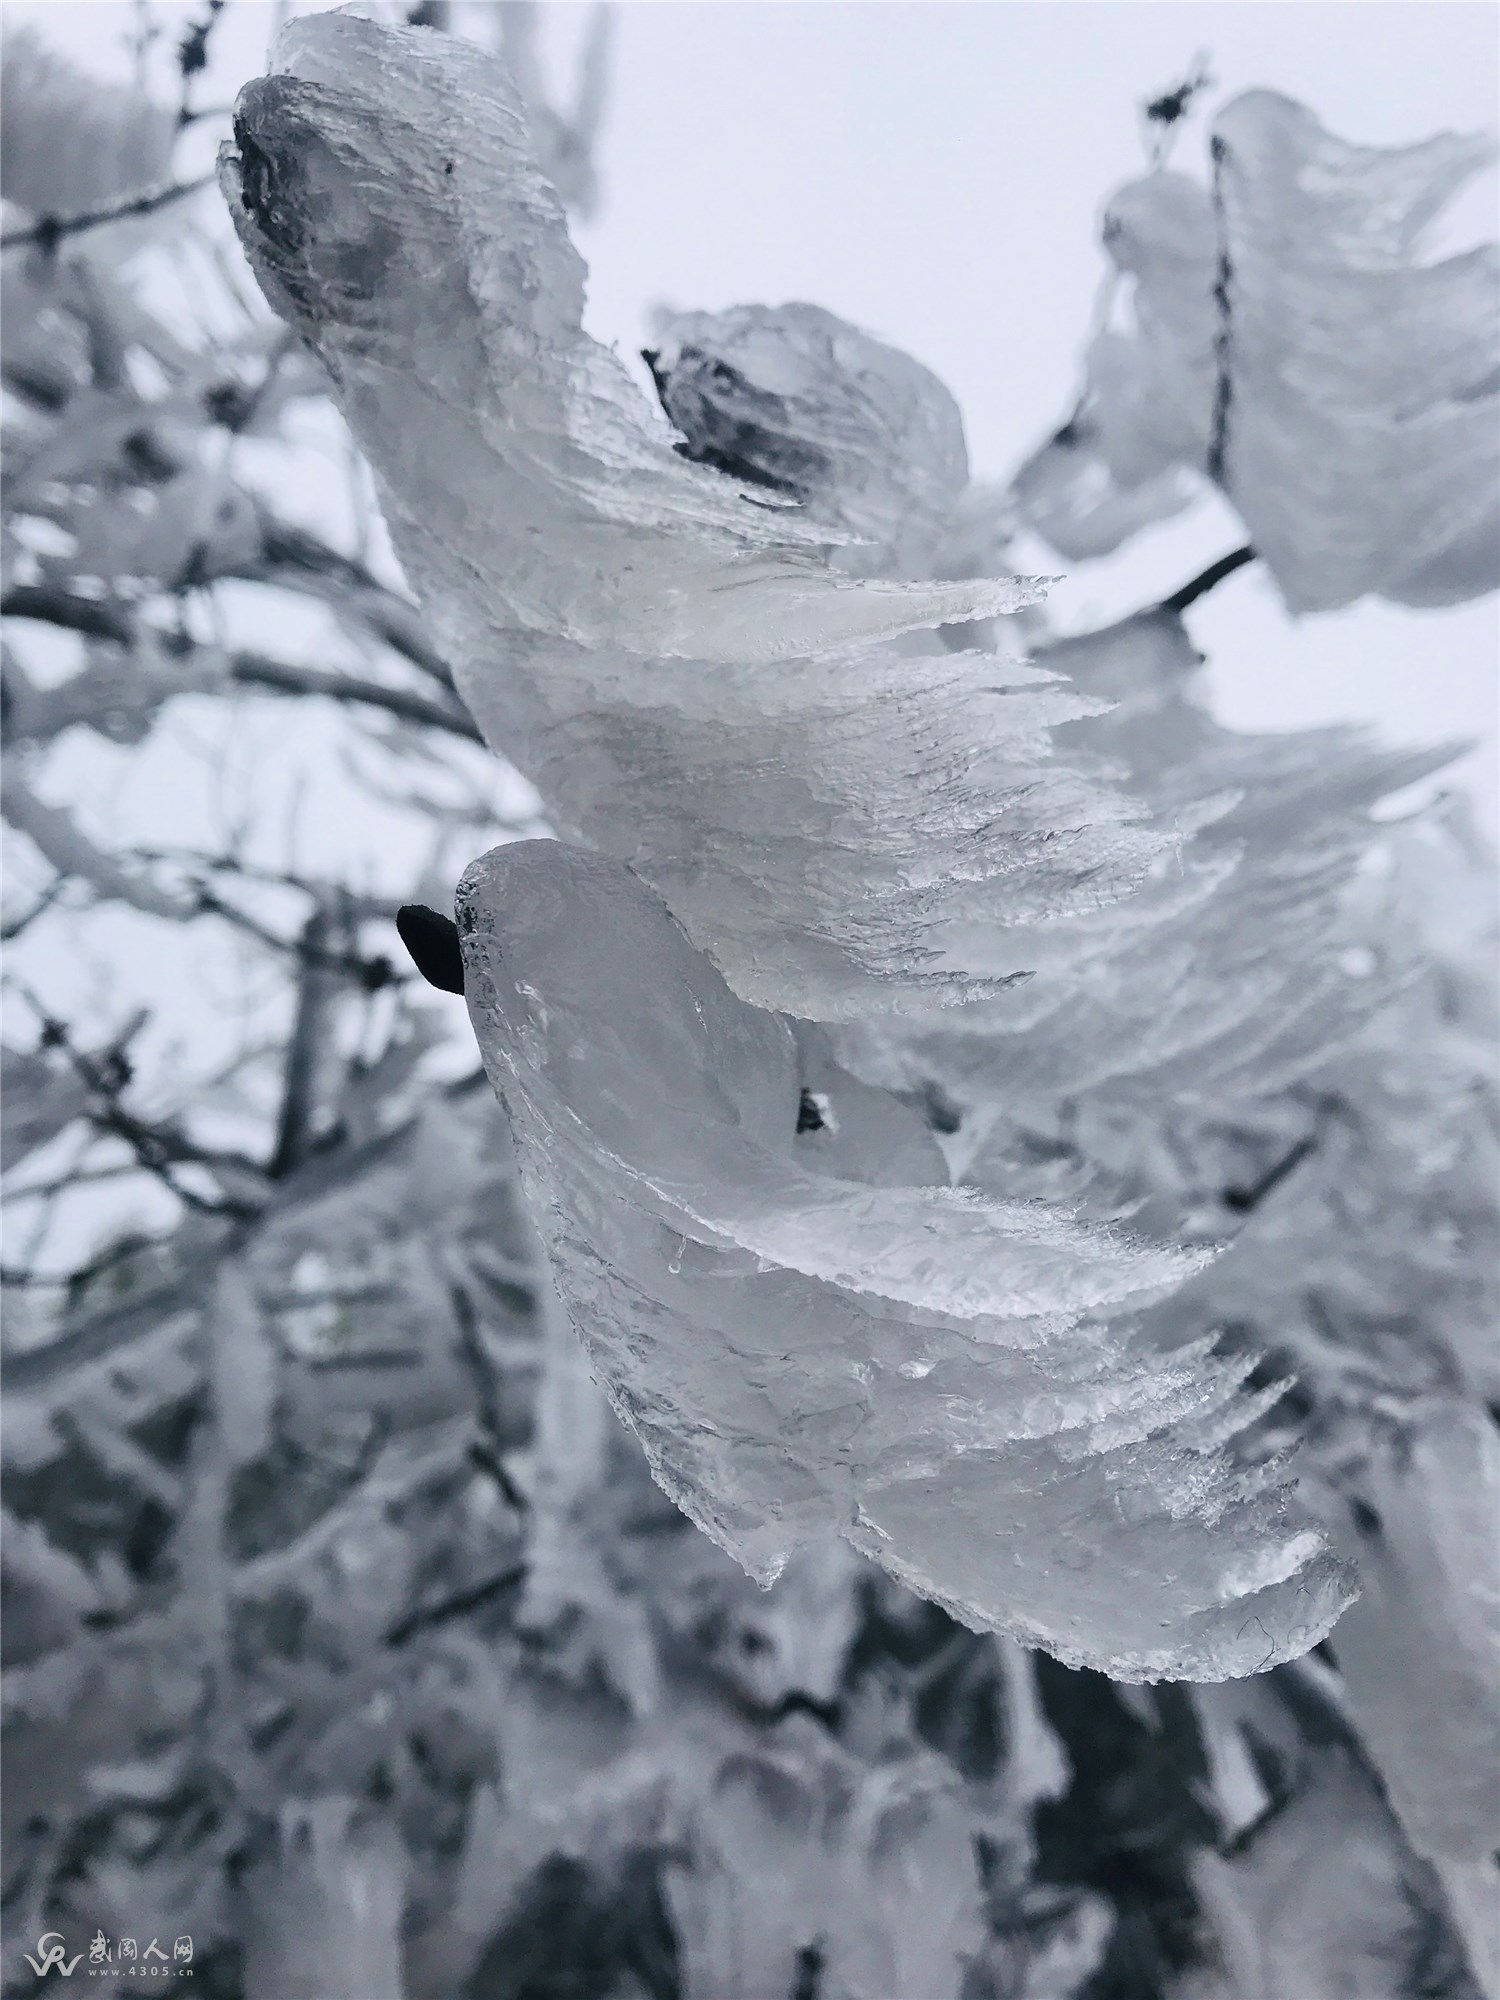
1012,93,1500,609
221,9,1165,1023
454,841,1352,1680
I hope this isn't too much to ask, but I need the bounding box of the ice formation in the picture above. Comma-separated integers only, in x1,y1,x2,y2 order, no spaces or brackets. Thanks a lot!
455,839,1352,1681
219,8,1168,1023
644,301,975,579
839,607,1458,1123
1014,93,1500,610
223,10,1500,1686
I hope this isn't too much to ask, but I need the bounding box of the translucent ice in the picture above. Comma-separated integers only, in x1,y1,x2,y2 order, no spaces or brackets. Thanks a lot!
1016,95,1500,611
219,8,1169,1021
645,302,972,577
456,840,1353,1682
839,607,1454,1121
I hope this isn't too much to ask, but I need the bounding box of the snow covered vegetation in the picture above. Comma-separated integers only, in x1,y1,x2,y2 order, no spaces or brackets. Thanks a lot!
3,6,1496,1996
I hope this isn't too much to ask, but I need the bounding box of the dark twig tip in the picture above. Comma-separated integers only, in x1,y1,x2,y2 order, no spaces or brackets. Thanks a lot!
397,904,465,994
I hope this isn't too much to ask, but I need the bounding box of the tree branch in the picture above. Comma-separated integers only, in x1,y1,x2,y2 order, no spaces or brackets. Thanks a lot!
2,770,195,919
0,175,217,255
1161,545,1257,615
2,586,134,645
1,592,479,740
384,1563,526,1648
228,653,481,741
268,899,342,1179
8,992,262,1218
235,519,455,687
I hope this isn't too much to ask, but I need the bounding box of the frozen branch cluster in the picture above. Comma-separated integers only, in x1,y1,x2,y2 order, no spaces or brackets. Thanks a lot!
454,840,1345,1679
220,8,1498,1697
4,8,1498,1994
220,10,1162,1024
1014,92,1500,607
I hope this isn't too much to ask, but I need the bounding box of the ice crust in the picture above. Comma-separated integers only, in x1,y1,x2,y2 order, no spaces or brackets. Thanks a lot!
458,841,1352,1681
645,302,973,578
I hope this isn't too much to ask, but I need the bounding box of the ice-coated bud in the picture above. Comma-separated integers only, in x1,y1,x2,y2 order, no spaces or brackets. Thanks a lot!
647,302,971,573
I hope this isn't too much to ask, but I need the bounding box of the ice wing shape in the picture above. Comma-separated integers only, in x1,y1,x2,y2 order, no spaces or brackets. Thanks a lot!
456,839,1353,1681
1210,91,1500,613
841,608,1453,1120
1024,97,1499,609
219,7,1168,1020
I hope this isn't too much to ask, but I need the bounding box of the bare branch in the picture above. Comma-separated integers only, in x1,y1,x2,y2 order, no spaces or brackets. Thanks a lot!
2,767,196,919
2,590,478,739
0,174,216,255
268,898,342,1179
7,989,264,1218
229,652,481,741
384,1563,526,1647
233,517,455,686
1161,545,1257,615
2,586,134,645
1,874,74,943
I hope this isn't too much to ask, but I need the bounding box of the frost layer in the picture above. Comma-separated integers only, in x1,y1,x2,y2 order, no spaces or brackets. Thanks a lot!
219,8,1167,1021
457,839,1352,1682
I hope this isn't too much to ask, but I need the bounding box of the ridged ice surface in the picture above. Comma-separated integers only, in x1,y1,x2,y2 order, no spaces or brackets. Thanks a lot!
457,840,1352,1681
1014,94,1499,611
218,8,1170,1022
217,11,1405,1684
840,608,1458,1120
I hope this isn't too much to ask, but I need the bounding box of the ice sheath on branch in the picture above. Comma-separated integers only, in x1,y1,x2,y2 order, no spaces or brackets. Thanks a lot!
222,7,1359,1681
453,840,1351,1680
218,7,1170,1025
1012,90,1500,608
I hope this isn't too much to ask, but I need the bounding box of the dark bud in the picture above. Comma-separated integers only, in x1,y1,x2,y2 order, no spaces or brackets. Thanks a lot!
397,905,465,995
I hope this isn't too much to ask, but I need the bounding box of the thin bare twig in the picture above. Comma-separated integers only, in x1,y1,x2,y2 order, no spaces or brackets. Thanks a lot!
2,586,134,645
385,1563,527,1647
0,175,216,255
1161,545,1256,615
9,988,262,1218
229,653,482,741
268,898,341,1179
1,591,478,738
